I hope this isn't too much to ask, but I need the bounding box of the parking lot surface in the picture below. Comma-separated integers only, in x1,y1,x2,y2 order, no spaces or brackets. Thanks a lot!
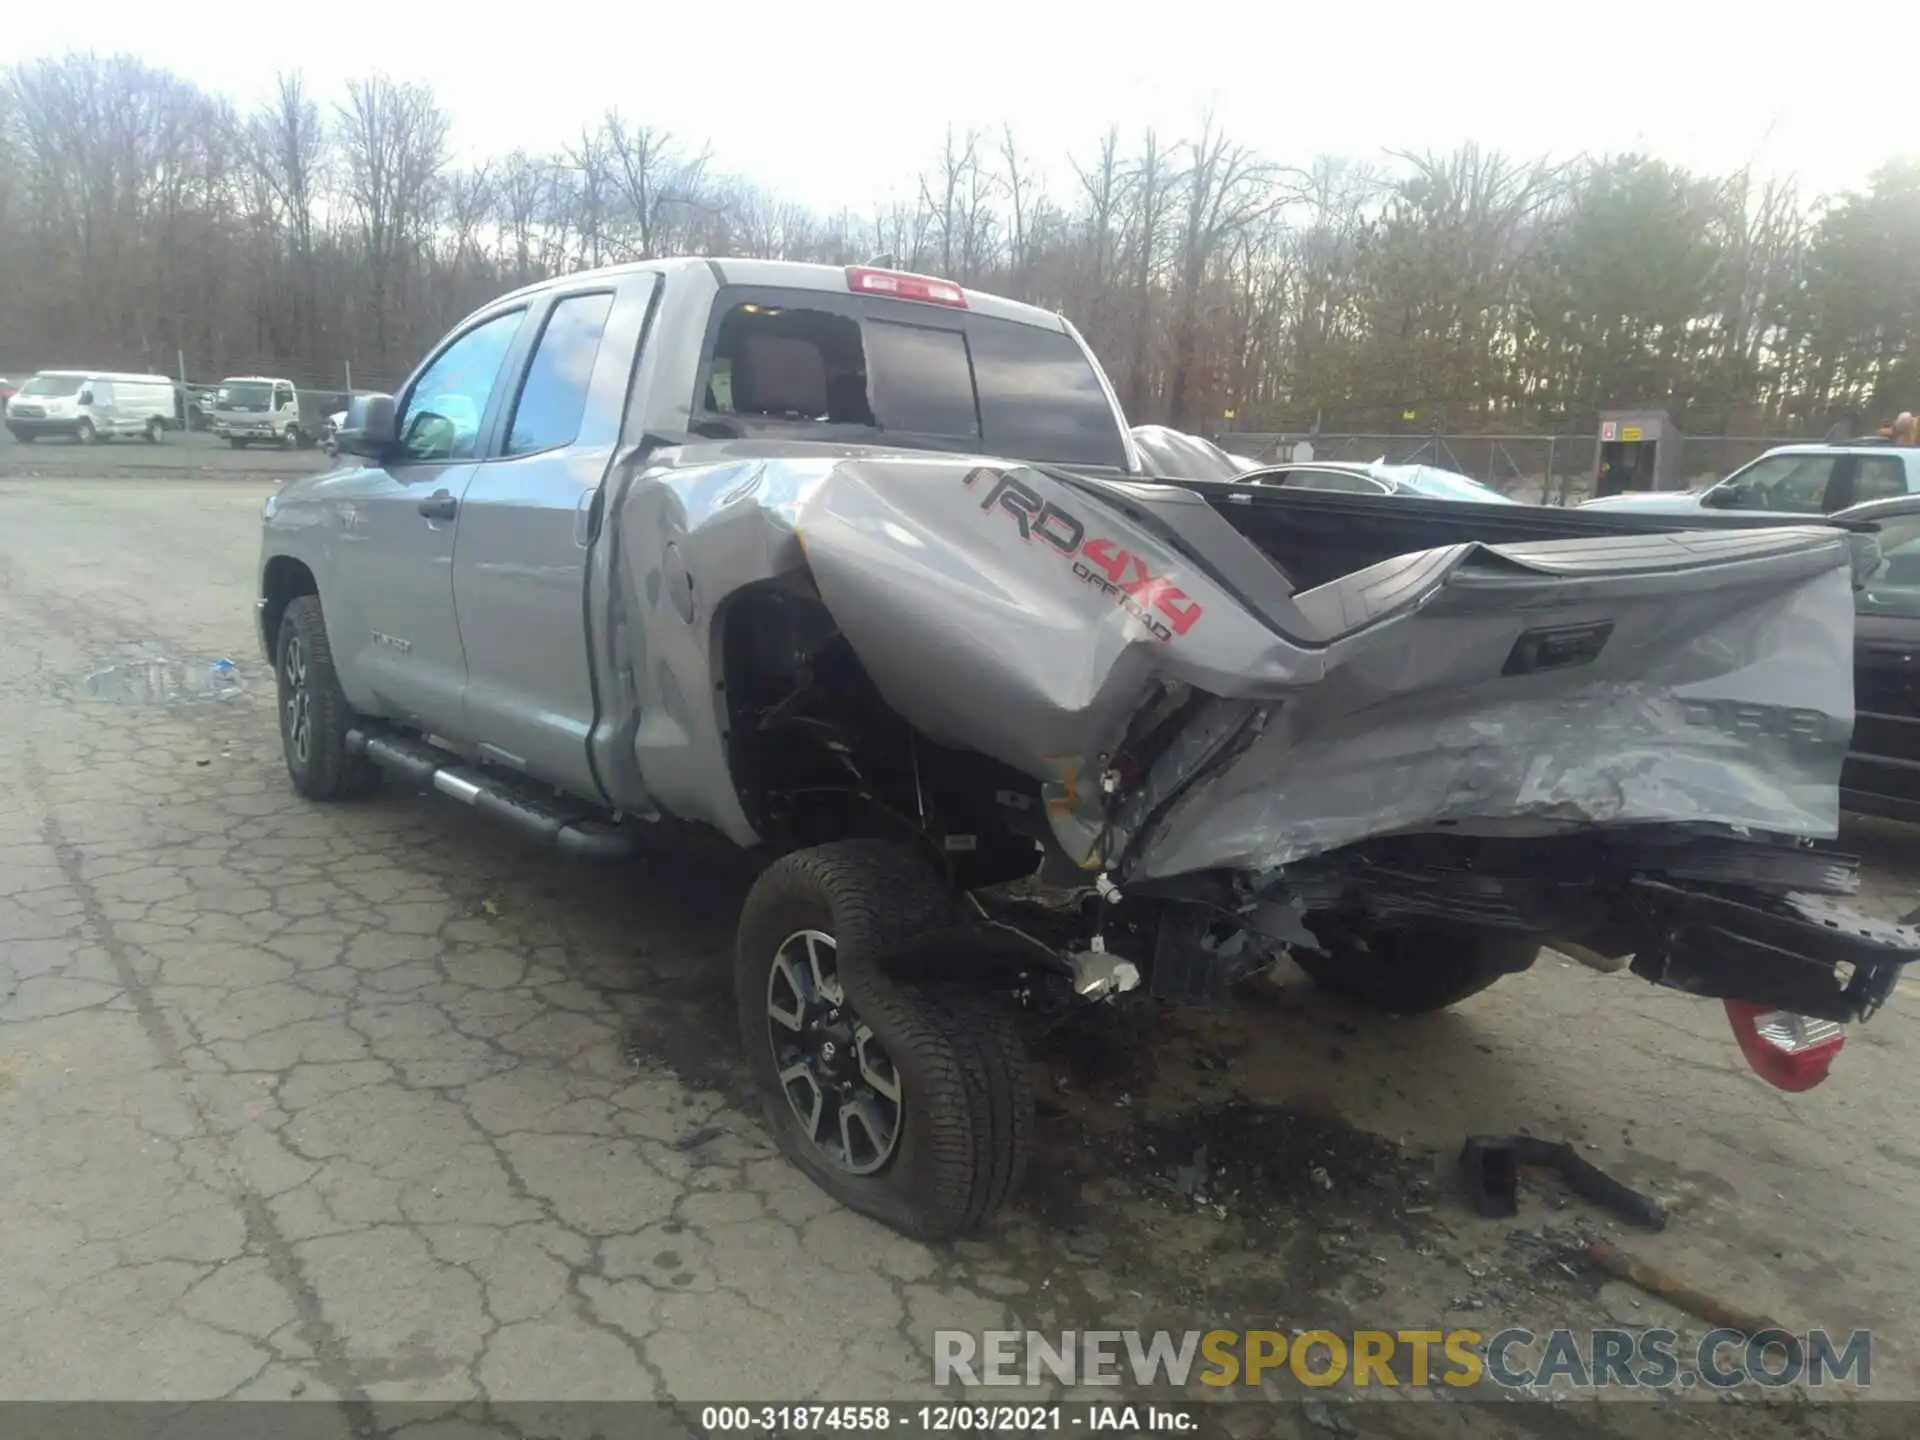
2,444,1917,1433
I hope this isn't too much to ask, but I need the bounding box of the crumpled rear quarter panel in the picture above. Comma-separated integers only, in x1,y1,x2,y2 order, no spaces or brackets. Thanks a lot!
631,451,1857,880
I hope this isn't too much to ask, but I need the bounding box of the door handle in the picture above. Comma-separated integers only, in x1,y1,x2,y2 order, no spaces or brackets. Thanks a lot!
418,490,458,521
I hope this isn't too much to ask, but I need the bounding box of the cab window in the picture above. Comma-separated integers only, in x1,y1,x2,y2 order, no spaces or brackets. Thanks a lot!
399,309,525,462
1713,454,1839,513
1850,456,1908,507
505,292,616,456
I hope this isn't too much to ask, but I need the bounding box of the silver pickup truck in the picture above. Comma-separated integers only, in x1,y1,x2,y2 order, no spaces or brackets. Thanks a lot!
259,257,1918,1239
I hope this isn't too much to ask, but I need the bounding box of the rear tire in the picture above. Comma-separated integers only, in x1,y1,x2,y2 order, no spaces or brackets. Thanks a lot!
1294,925,1539,1015
921,985,1034,1227
736,841,1028,1239
145,418,164,443
275,595,380,801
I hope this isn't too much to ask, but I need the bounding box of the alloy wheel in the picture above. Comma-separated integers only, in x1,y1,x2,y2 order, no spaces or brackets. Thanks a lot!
283,634,311,765
765,929,903,1174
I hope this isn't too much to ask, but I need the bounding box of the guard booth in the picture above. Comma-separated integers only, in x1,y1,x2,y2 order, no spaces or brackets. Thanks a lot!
1594,409,1684,496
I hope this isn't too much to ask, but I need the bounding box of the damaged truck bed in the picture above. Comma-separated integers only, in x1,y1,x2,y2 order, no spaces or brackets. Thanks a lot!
731,459,1908,1025
262,258,1916,1237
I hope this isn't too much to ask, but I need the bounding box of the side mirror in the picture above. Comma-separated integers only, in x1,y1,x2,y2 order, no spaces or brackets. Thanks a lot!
1699,483,1738,509
78,389,94,406
336,393,397,458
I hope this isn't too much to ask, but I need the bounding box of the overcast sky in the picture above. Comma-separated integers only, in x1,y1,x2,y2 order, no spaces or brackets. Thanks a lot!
5,1,1908,212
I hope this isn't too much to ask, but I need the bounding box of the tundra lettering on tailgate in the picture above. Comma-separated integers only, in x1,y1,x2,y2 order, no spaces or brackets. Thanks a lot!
964,467,1203,643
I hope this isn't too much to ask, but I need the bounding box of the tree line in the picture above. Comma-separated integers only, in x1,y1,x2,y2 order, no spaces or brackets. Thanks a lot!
2,52,1915,438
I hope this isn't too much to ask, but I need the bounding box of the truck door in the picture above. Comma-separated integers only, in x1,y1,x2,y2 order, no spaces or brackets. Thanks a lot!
451,276,652,798
326,306,528,738
273,382,296,442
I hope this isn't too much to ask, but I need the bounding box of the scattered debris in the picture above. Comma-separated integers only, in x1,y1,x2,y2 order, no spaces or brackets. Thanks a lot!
1300,1397,1356,1436
481,897,502,916
671,1125,724,1151
80,655,247,706
1587,1239,1786,1339
1460,1136,1522,1218
1066,1230,1111,1260
1460,1134,1666,1230
1125,1101,1431,1230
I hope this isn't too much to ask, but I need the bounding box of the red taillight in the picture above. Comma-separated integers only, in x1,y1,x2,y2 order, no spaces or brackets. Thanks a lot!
1724,1000,1846,1092
845,266,967,308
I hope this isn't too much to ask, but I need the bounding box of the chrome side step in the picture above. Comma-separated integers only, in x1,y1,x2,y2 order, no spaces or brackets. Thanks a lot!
346,728,640,862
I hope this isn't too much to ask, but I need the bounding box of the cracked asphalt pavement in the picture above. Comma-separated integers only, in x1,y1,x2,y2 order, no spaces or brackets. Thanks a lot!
3,458,1918,1426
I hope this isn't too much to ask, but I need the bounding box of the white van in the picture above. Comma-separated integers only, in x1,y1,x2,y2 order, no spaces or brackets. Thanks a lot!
5,370,177,444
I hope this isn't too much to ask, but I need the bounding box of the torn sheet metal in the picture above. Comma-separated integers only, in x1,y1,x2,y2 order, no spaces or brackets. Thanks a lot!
617,448,1858,880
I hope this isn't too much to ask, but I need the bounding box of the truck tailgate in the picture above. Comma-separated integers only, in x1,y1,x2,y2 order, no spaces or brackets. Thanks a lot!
1129,527,1857,879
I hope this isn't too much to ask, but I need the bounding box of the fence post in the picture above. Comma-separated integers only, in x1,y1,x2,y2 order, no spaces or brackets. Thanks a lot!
1546,435,1557,505
344,360,353,396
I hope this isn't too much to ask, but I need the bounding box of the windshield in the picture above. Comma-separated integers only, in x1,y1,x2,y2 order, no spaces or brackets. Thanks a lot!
218,382,272,411
1372,463,1518,504
22,374,85,398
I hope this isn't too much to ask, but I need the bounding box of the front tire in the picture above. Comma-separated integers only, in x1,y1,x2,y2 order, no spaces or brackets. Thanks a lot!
145,417,164,443
1294,925,1539,1014
275,595,379,800
74,418,97,445
736,841,1031,1240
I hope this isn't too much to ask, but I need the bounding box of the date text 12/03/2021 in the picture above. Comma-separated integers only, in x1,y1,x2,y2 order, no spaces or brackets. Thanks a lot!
699,1405,1200,1434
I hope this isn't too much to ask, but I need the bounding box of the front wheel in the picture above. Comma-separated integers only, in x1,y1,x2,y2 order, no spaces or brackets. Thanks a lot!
145,418,164,443
74,418,97,445
229,437,249,450
736,841,1032,1240
1293,924,1540,1015
281,426,301,449
275,595,380,800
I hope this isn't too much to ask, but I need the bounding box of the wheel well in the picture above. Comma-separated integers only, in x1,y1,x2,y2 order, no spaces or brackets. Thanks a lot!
718,584,1047,889
260,556,318,658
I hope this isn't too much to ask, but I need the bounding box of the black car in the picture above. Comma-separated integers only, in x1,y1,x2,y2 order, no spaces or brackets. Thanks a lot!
1833,494,1920,822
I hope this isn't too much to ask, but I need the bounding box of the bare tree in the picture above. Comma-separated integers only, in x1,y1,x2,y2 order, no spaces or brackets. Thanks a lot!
335,73,448,364
3,50,1907,444
1166,113,1287,428
603,115,712,259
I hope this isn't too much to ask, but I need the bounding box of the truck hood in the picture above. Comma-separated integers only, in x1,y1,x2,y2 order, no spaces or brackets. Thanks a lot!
774,459,1856,879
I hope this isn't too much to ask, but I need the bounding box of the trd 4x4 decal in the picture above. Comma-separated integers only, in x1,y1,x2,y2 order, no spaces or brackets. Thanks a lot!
963,467,1203,643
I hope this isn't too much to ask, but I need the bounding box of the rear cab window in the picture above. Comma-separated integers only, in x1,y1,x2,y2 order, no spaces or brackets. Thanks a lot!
692,285,1125,470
